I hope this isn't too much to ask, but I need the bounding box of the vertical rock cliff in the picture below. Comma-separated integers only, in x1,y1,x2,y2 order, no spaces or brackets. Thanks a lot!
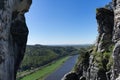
89,7,114,80
112,0,120,79
96,8,114,52
63,1,120,80
74,1,120,80
70,6,114,80
0,0,32,80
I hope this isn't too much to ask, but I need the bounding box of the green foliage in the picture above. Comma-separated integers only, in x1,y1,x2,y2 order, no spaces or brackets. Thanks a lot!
103,52,111,60
93,50,113,71
74,43,114,76
92,44,114,71
98,62,103,69
74,48,90,72
77,48,88,63
19,56,69,80
96,8,99,14
19,45,77,71
107,55,113,70
108,44,114,52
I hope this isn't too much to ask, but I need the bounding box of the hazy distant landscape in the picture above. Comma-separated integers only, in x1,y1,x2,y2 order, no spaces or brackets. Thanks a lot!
17,44,90,80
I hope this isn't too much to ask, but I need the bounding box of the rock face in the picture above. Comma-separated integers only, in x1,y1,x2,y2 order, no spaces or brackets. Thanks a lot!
74,1,120,80
62,72,79,80
87,8,114,80
86,7,114,80
0,0,32,80
84,8,114,80
96,8,114,52
62,1,120,80
63,1,120,80
112,0,120,79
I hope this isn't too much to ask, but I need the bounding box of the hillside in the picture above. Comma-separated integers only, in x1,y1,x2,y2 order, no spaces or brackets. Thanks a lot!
19,45,78,71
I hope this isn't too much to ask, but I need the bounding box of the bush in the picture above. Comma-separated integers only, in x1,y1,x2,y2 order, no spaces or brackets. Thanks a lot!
74,48,90,72
93,50,113,71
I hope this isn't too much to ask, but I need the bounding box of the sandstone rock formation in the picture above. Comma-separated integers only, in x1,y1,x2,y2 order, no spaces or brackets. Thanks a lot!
62,0,120,80
96,8,114,52
80,7,114,80
62,1,120,80
0,0,32,80
61,72,79,80
112,0,120,79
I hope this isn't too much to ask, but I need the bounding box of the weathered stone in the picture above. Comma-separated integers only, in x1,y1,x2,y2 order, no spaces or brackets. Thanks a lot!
112,41,120,79
0,0,32,80
61,72,79,80
0,1,4,9
113,0,120,42
112,0,120,79
96,8,114,52
97,68,108,80
88,61,99,80
116,74,120,80
77,7,114,80
106,70,112,80
80,76,86,80
62,1,120,80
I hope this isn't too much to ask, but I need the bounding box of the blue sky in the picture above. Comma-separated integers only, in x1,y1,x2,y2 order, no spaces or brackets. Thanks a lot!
26,0,111,45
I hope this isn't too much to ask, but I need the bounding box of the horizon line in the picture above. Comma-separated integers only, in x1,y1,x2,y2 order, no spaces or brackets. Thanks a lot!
27,43,93,46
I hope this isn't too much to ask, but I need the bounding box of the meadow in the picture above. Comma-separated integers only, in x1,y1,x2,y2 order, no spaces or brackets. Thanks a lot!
19,56,70,80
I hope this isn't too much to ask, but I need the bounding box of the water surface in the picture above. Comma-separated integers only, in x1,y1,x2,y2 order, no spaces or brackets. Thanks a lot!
45,55,78,80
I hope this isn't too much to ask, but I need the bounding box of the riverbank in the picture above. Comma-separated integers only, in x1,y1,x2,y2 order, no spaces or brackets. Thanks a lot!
45,55,78,80
18,56,70,80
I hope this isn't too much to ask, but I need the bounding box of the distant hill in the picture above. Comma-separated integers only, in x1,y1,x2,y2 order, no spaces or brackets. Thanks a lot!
19,45,78,71
69,44,92,50
42,44,92,50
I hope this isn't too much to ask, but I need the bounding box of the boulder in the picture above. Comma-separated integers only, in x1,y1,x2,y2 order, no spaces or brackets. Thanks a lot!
62,72,79,80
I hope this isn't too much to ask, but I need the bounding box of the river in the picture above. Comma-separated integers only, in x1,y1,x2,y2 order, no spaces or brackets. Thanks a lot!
45,55,79,80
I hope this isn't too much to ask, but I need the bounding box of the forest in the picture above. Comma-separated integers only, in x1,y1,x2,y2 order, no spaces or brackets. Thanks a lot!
19,45,78,71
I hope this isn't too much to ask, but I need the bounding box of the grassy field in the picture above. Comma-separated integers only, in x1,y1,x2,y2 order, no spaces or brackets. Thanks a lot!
19,56,70,80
